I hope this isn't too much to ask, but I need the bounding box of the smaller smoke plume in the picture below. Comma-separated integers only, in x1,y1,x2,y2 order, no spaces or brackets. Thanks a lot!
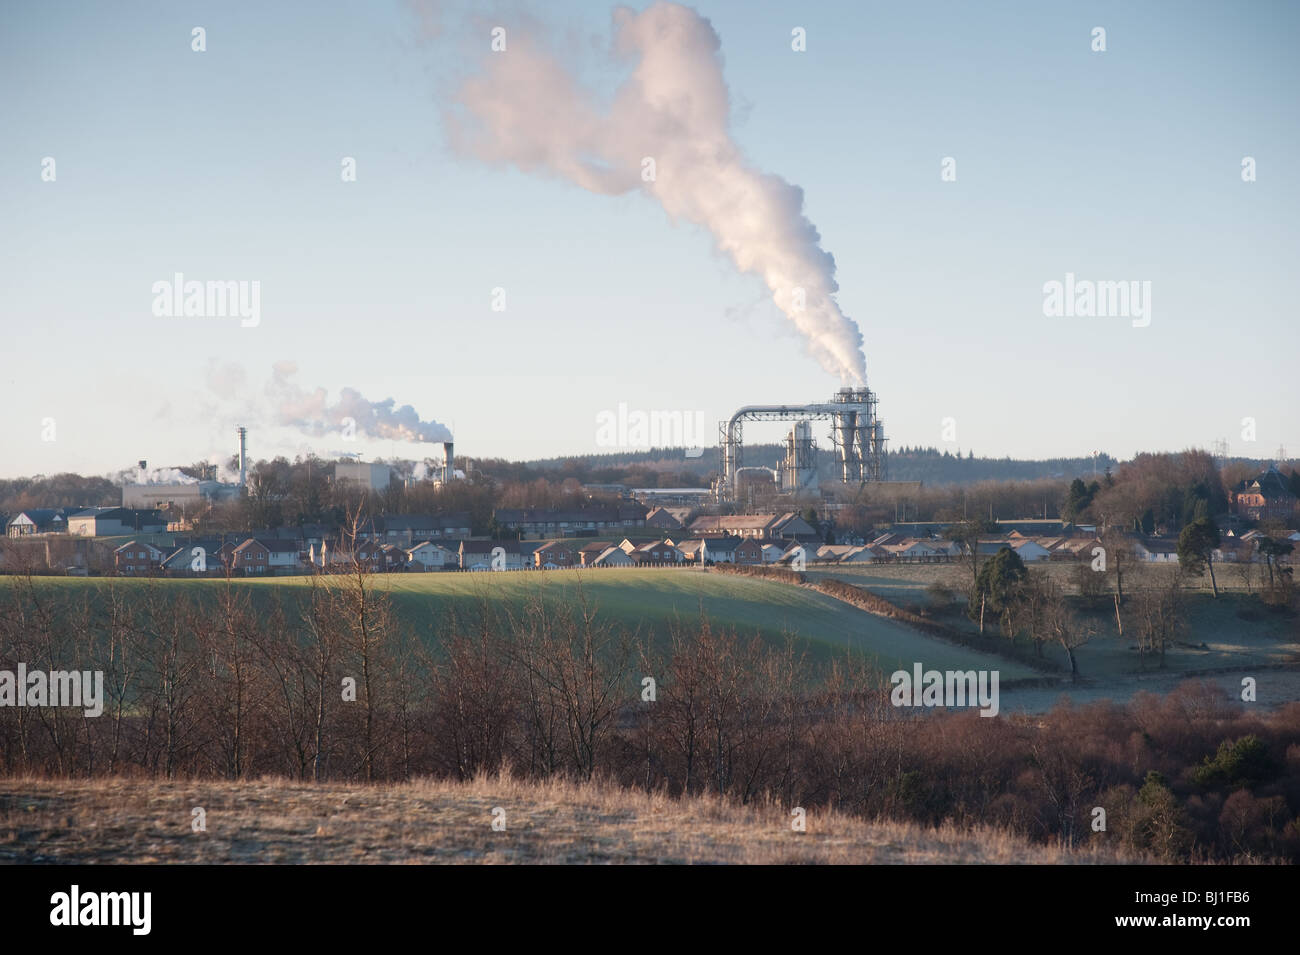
119,466,200,486
268,362,452,444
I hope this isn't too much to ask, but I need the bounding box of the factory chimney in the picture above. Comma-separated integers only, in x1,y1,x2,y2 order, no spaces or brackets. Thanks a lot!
443,440,454,481
237,427,248,487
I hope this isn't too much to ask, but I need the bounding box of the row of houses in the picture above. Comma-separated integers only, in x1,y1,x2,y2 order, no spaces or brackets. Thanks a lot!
113,532,818,576
7,508,473,544
90,522,1300,577
493,504,649,537
684,512,820,540
112,534,688,576
489,507,821,542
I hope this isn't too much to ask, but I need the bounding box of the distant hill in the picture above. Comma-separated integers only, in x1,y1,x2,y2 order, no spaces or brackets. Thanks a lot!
521,445,1119,487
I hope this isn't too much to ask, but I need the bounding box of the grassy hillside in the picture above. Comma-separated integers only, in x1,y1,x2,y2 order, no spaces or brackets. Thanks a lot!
0,774,1143,864
19,570,1038,679
20,564,1296,708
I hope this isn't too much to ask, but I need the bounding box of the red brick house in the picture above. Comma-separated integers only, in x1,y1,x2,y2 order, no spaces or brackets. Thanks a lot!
534,541,579,569
1232,466,1298,521
232,539,270,574
628,540,682,565
113,540,165,576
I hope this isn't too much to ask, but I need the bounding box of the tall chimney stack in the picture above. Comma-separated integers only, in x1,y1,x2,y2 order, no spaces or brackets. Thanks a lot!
443,440,454,481
237,427,248,487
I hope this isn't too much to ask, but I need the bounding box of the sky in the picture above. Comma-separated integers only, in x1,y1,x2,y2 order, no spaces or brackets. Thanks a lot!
1,0,1297,479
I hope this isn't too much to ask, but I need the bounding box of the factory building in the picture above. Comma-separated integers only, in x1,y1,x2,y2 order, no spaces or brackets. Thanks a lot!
715,387,887,502
122,479,232,510
121,427,252,509
334,461,394,492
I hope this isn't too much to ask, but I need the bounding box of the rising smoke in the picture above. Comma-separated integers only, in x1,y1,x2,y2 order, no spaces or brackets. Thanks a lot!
268,361,452,443
125,466,199,486
444,1,867,383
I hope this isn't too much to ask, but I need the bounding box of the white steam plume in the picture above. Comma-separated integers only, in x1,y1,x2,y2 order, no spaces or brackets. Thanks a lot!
125,466,200,486
444,1,867,383
268,361,453,443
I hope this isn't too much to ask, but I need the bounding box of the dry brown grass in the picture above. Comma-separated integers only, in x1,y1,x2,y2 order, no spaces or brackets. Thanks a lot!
0,774,1144,865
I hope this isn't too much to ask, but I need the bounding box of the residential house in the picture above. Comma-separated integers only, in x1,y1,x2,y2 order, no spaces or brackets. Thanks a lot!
1051,538,1105,561
928,539,963,558
408,541,457,571
644,506,692,531
763,541,793,563
578,541,616,567
232,539,271,575
839,544,886,563
1010,539,1052,563
534,540,580,569
114,540,166,575
161,538,224,575
1214,537,1256,564
6,509,73,538
687,512,819,541
494,504,648,537
700,536,742,563
775,541,812,566
258,538,305,573
994,519,1071,537
616,537,661,554
1232,465,1298,521
814,544,858,563
380,543,408,572
882,539,943,561
366,513,472,546
310,537,386,571
1132,537,1180,563
673,538,706,563
627,540,682,565
771,512,821,541
460,539,527,571
216,539,242,569
589,545,634,567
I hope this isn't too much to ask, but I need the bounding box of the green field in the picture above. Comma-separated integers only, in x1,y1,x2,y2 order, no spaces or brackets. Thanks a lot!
15,569,1038,681
15,562,1298,707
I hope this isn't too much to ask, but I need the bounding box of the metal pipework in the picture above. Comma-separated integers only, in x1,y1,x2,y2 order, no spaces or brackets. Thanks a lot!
717,387,885,500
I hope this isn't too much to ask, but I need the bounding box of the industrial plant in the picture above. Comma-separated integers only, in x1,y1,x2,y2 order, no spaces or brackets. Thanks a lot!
120,426,251,509
714,386,887,502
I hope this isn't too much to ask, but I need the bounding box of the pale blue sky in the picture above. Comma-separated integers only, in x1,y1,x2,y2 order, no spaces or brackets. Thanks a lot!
1,0,1296,478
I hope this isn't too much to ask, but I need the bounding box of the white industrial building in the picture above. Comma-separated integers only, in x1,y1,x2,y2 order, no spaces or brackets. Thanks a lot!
334,461,393,491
